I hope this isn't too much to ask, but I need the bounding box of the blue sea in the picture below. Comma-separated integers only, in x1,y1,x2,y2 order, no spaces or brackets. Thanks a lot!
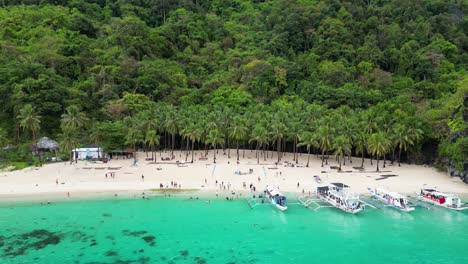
0,196,467,264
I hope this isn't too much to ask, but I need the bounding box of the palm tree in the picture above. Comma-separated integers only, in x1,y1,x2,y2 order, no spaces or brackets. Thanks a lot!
206,129,224,163
393,124,411,167
229,116,248,161
297,131,318,167
354,130,368,168
17,104,41,143
145,130,160,162
249,125,268,164
185,124,202,163
61,105,89,131
59,128,79,164
270,122,287,163
125,128,143,152
333,135,352,171
368,132,390,172
317,125,334,167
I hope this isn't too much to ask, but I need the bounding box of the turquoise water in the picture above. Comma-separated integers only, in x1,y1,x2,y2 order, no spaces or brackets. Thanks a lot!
0,196,467,264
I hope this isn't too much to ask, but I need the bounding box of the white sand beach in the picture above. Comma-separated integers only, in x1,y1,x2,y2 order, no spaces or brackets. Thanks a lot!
0,149,467,200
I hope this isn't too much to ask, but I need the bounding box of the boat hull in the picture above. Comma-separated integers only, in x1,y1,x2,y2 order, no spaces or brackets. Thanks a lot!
269,198,288,211
317,194,363,214
369,190,415,212
415,194,468,211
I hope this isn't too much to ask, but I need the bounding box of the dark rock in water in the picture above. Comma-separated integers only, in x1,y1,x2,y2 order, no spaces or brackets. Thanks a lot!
90,239,97,247
105,235,115,240
180,250,189,257
160,256,167,261
194,256,207,264
227,262,236,264
142,235,156,246
122,230,148,237
139,249,144,253
2,229,61,258
105,250,118,256
102,213,112,217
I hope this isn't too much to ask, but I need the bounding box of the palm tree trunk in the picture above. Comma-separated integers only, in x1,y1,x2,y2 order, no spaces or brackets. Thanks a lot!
151,148,154,161
191,140,195,163
383,154,386,168
391,147,396,164
376,156,380,172
306,148,310,167
236,140,239,161
277,139,281,163
213,145,216,163
185,139,190,161
171,133,175,155
361,151,365,168
338,157,342,171
70,150,73,165
398,148,402,167
321,149,325,167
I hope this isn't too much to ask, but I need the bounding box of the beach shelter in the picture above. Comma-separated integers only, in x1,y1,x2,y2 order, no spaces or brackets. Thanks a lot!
72,147,103,161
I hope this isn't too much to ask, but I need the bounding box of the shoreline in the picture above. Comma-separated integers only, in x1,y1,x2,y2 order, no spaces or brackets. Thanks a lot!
1,149,467,204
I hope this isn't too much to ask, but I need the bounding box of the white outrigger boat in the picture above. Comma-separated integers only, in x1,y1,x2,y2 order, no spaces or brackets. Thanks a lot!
264,185,288,211
316,183,364,214
416,188,468,211
368,187,415,212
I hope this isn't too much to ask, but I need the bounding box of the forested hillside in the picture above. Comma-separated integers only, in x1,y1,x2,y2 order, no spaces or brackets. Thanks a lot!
0,0,466,174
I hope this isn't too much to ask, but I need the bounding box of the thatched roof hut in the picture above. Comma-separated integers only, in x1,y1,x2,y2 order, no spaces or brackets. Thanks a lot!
36,137,59,152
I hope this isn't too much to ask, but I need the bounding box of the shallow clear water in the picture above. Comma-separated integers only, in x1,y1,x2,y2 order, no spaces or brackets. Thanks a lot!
0,196,467,264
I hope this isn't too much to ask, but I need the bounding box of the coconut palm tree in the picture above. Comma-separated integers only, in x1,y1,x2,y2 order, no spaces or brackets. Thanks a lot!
270,122,287,163
125,128,143,152
61,105,89,131
317,125,334,167
333,135,352,171
17,104,41,143
59,128,79,164
145,130,160,162
185,124,202,163
354,130,368,168
206,129,224,163
368,132,390,172
392,124,411,167
249,125,268,164
297,131,318,167
229,116,248,161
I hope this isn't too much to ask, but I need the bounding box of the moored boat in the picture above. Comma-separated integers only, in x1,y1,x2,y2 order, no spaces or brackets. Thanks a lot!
416,189,468,211
316,183,364,214
368,187,415,212
265,185,288,211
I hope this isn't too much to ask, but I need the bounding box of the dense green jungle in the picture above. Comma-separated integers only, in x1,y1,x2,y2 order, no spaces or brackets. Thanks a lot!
0,0,466,178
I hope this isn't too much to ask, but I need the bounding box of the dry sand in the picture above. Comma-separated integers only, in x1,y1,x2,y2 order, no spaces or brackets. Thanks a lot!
0,149,466,201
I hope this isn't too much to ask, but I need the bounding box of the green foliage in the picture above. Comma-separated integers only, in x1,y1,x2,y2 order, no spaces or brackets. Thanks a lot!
0,0,466,172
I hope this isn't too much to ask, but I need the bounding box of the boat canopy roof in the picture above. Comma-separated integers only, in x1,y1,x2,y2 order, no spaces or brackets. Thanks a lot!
331,182,349,188
377,188,406,199
423,189,437,192
422,189,455,197
266,185,284,197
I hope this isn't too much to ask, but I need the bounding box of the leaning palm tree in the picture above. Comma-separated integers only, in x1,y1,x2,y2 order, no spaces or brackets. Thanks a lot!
367,132,390,172
229,116,248,161
17,104,41,143
297,131,319,167
333,135,352,171
206,129,224,163
317,125,334,167
145,130,160,162
59,128,79,164
61,105,89,131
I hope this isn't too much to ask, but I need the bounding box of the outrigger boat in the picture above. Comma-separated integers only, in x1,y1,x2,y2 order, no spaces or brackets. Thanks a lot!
416,189,468,211
264,185,288,211
368,187,415,212
316,183,364,214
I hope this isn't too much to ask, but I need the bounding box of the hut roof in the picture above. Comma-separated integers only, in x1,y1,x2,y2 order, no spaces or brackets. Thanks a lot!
37,137,59,150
